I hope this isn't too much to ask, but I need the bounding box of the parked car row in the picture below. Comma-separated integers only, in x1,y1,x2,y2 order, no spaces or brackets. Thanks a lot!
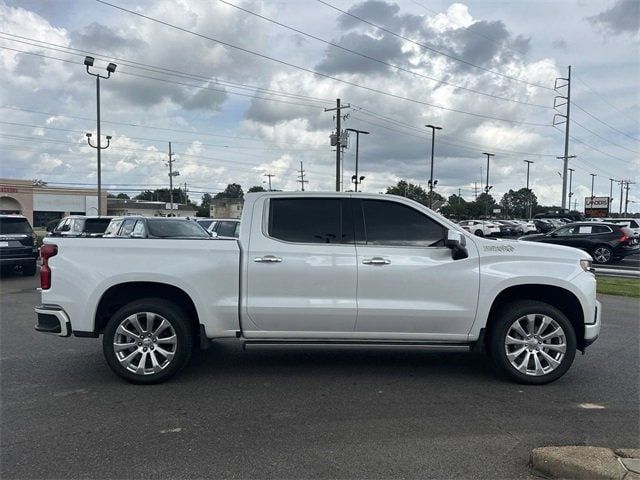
0,214,39,275
520,222,639,264
458,219,536,237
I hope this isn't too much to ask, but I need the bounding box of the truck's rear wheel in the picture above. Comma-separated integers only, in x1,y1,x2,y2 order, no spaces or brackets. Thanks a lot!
488,301,576,385
102,298,193,384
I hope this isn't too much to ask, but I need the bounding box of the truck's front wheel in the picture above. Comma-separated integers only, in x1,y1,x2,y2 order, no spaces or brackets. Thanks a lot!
488,301,576,385
103,298,193,384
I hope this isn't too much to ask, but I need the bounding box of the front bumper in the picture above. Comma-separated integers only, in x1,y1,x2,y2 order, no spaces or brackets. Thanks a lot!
34,305,71,337
582,299,601,349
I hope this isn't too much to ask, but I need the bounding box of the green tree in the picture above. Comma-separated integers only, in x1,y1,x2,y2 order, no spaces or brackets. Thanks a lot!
247,185,266,193
500,188,537,218
214,183,244,199
386,180,444,207
476,193,498,218
135,188,188,203
196,193,213,217
439,194,468,219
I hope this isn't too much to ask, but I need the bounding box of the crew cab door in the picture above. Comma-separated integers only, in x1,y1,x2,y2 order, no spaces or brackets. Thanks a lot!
353,198,480,339
244,196,357,335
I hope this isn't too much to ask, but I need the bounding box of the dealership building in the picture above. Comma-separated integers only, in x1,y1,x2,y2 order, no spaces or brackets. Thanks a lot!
0,179,196,228
0,179,107,228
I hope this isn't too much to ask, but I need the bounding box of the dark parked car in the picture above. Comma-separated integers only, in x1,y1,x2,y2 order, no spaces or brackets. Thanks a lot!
533,219,554,233
49,216,114,237
103,216,210,239
0,215,39,275
520,222,639,264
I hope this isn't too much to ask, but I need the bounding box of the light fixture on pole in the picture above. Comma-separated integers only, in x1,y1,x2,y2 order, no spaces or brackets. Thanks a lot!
425,125,442,209
84,56,116,216
482,152,494,219
346,128,369,192
524,160,534,219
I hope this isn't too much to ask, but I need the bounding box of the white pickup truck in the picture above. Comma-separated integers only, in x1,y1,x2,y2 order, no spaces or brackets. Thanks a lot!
35,192,601,385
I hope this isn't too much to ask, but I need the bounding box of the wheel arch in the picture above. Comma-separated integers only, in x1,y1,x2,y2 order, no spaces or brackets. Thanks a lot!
94,282,200,339
485,284,585,350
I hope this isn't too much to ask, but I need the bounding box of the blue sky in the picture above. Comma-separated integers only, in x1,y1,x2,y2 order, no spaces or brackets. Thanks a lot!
0,0,638,211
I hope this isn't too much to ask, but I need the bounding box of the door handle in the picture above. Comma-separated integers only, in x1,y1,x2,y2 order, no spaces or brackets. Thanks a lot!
254,255,282,263
362,257,391,265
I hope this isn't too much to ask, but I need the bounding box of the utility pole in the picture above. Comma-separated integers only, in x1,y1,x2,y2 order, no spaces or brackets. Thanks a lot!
473,182,479,200
524,160,534,219
609,178,615,215
183,182,188,205
590,173,597,199
482,153,494,219
619,180,624,214
553,65,572,210
425,124,442,209
167,142,179,213
568,168,575,211
325,98,350,192
263,173,275,191
555,155,576,209
624,181,635,215
297,162,308,191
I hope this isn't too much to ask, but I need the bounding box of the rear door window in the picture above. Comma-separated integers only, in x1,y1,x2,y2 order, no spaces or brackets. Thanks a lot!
84,218,112,234
120,218,137,237
216,221,238,237
268,198,352,244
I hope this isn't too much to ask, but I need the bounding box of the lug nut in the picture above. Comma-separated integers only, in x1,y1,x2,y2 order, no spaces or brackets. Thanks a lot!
138,342,142,346
143,347,147,352
150,346,154,350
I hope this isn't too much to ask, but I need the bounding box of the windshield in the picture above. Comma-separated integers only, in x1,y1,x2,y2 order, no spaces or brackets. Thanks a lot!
147,220,210,238
0,217,32,234
84,218,112,234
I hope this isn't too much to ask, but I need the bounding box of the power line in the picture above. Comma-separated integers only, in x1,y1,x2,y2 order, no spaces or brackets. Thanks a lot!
316,0,554,91
570,117,639,154
217,0,551,109
0,32,334,107
574,74,637,121
571,100,639,142
93,0,551,127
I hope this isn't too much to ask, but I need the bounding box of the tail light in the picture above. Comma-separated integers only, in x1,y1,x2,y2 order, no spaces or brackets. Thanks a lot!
40,244,58,290
619,227,633,244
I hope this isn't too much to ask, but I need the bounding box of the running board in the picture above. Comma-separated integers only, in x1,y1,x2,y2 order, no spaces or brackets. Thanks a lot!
243,340,471,352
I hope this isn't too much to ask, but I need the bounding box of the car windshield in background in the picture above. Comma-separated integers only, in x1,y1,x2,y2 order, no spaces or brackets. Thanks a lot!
84,218,112,234
0,218,32,234
196,219,214,230
147,220,209,238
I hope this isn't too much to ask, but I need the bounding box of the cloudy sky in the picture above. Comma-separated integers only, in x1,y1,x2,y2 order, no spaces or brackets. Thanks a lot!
0,0,638,211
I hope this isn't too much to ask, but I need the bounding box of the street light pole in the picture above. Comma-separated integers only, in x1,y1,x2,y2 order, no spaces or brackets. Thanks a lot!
568,168,575,211
608,178,615,215
84,56,116,216
346,128,369,192
425,125,442,209
482,152,494,219
524,160,534,219
590,173,597,199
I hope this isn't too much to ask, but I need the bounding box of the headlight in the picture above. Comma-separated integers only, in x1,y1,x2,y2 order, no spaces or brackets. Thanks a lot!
580,259,593,272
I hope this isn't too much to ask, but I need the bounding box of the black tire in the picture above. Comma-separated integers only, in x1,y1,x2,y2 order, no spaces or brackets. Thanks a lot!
474,229,484,237
102,298,194,384
488,300,577,385
592,245,613,264
22,261,37,276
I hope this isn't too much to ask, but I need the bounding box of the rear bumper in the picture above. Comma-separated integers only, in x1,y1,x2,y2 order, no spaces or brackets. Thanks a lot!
34,305,71,337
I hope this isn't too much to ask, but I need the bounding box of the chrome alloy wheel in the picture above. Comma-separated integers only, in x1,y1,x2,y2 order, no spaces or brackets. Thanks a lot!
113,312,177,375
504,314,567,376
593,246,612,264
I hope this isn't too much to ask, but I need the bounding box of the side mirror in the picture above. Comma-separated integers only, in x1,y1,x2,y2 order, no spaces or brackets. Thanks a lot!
446,229,468,260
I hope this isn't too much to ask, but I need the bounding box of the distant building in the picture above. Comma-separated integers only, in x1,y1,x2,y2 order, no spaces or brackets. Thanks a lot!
210,198,243,219
107,199,196,217
0,178,107,228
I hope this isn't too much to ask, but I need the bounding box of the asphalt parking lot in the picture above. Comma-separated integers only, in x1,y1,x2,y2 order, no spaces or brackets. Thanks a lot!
1,272,638,479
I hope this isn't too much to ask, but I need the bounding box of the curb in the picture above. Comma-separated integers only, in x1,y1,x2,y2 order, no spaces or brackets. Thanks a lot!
530,446,640,480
